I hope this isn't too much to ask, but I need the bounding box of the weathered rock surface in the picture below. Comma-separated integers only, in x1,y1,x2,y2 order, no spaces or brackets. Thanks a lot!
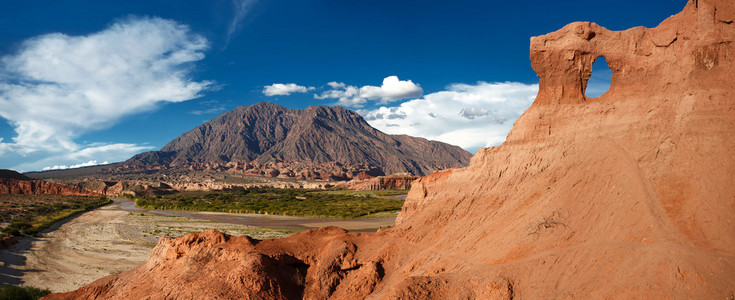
338,173,419,191
125,103,472,177
48,1,735,299
0,179,101,196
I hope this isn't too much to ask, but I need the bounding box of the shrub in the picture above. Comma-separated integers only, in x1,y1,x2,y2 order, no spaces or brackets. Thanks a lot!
0,284,51,300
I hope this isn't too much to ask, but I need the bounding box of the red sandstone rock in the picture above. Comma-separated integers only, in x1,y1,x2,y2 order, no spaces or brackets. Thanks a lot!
338,173,419,191
48,1,735,299
0,179,101,196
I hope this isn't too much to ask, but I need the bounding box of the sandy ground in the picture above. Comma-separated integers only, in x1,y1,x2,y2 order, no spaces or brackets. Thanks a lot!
0,199,297,292
0,198,397,292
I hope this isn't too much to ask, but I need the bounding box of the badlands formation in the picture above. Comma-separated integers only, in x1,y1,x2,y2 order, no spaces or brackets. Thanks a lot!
49,0,734,298
0,169,101,196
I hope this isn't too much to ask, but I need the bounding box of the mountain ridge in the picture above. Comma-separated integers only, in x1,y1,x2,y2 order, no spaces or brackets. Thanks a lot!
126,102,472,176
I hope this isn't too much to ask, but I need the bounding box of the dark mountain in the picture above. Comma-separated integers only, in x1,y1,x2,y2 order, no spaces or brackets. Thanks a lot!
127,102,471,176
0,169,31,180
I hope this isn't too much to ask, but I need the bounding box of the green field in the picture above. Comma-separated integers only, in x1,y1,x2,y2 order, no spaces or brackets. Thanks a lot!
0,194,110,237
310,189,409,197
134,189,406,218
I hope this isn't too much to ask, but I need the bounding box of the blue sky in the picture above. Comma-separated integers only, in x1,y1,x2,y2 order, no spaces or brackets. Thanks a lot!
0,0,685,171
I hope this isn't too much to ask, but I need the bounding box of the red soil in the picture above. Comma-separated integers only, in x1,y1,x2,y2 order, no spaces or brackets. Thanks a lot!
0,179,101,196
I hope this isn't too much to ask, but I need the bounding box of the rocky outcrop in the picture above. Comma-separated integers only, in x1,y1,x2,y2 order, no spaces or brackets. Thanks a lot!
125,103,472,177
74,180,130,196
0,179,102,196
49,1,735,299
48,228,391,299
163,178,330,191
338,173,419,191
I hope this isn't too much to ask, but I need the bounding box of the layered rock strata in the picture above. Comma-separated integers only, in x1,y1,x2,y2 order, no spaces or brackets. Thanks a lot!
0,179,102,196
338,173,419,191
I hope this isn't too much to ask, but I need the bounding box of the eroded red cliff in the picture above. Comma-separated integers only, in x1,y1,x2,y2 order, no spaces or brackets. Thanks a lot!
48,1,735,298
338,173,419,191
0,179,102,196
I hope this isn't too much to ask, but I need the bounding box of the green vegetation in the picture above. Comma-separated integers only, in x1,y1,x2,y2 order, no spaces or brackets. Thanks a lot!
1,195,110,237
0,284,51,300
134,189,405,218
310,189,409,197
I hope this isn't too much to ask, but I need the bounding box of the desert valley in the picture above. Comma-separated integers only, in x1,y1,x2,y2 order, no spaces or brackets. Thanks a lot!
0,0,734,299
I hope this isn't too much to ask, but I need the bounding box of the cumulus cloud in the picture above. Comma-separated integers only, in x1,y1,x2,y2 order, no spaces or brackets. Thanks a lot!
13,142,153,172
315,84,363,107
360,76,423,102
315,76,423,108
363,82,538,152
263,83,314,96
327,81,346,89
0,16,211,170
42,160,110,171
459,107,491,119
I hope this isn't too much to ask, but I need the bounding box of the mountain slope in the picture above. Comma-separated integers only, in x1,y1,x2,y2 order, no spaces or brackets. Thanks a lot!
126,102,472,176
0,169,31,180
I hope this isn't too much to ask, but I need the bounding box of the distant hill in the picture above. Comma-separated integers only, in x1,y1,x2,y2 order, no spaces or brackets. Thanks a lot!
0,169,31,180
126,102,472,176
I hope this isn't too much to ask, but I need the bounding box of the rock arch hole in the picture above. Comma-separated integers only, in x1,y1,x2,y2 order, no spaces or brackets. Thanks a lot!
585,56,612,98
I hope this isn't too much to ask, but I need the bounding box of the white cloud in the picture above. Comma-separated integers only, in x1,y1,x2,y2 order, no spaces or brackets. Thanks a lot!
188,106,227,115
363,82,538,152
226,0,258,46
459,107,491,119
327,81,346,89
42,160,110,171
263,83,314,96
315,76,423,108
359,76,423,103
0,16,211,170
315,84,364,107
15,143,152,172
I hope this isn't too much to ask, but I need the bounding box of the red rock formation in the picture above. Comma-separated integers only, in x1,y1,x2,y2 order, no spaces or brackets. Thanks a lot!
0,179,101,196
74,180,129,196
109,160,386,181
339,173,418,191
48,1,735,299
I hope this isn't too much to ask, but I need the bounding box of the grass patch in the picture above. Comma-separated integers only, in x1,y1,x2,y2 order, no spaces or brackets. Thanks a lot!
133,189,404,218
1,195,110,237
359,210,401,218
310,189,409,197
0,284,51,300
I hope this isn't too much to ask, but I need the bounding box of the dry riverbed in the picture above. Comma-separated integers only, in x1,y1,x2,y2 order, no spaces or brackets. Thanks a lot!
0,197,398,293
0,198,297,293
